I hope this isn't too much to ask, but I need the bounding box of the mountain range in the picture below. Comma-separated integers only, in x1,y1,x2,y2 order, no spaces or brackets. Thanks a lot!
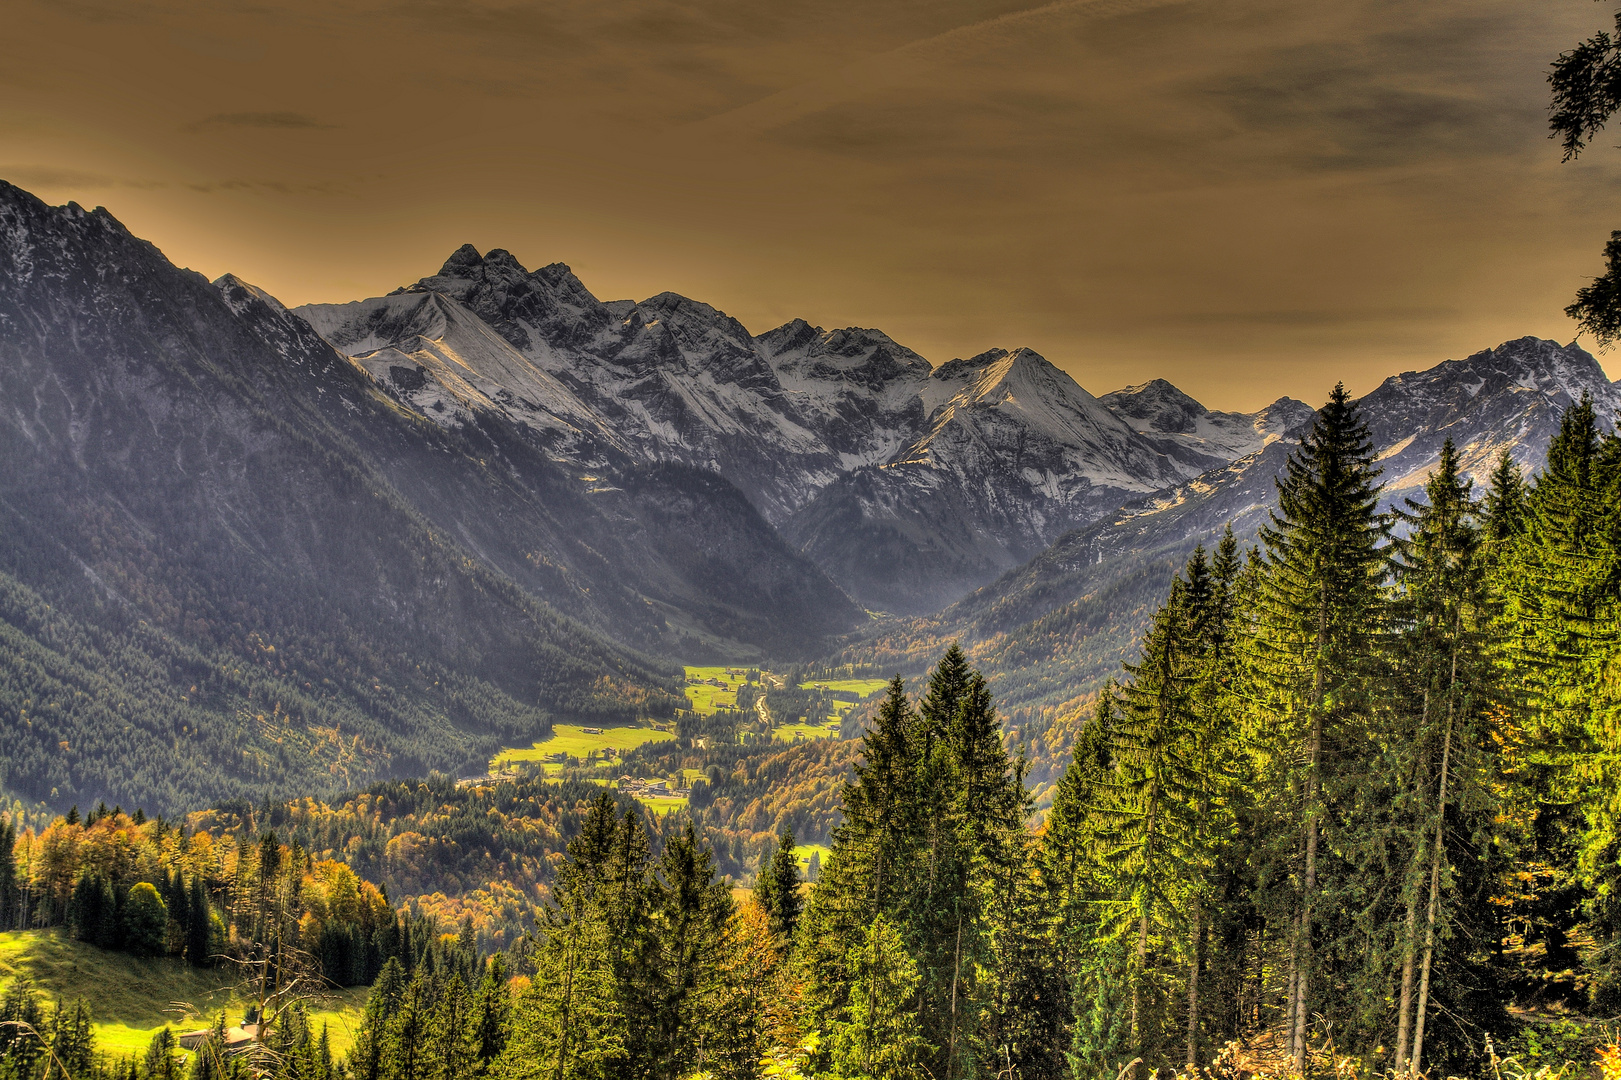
1,176,1615,813
300,245,1310,614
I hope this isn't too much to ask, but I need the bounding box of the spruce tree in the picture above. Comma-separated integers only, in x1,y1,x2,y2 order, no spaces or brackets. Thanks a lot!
1385,439,1501,1074
1254,382,1386,1071
753,829,804,946
0,818,16,932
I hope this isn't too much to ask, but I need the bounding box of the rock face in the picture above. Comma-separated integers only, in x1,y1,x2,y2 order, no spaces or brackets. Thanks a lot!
781,349,1196,613
1100,378,1314,471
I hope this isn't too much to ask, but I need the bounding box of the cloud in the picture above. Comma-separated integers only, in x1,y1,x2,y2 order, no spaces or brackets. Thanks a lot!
0,166,165,190
187,111,332,131
186,178,348,195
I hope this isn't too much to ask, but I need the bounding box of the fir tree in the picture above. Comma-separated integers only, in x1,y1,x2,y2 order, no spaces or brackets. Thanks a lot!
752,829,804,946
1254,383,1387,1071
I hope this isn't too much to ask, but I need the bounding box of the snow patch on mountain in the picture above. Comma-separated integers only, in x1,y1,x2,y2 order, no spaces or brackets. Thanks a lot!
1100,378,1314,468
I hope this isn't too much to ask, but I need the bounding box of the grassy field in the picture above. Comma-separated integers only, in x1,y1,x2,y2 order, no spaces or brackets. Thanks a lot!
683,665,754,715
0,930,367,1058
791,677,887,728
638,796,689,815
800,678,889,697
773,720,841,743
492,722,674,774
792,843,832,874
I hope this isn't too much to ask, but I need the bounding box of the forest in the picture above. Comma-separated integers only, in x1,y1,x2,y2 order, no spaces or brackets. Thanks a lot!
7,387,1621,1080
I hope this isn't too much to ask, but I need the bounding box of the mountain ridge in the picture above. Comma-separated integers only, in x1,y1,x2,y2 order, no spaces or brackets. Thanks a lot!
300,245,1301,613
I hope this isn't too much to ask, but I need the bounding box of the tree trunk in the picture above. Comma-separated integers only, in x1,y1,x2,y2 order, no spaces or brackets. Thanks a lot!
555,906,579,1080
866,849,883,1077
1284,915,1299,1049
1294,710,1320,1073
948,909,963,1080
1294,605,1327,1074
1187,898,1202,1068
1394,688,1431,1073
1410,672,1457,1077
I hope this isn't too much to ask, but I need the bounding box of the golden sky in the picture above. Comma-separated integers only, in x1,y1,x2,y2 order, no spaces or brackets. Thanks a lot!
5,0,1618,411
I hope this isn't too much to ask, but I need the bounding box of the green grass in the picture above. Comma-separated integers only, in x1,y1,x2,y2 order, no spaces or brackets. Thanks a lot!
493,722,674,774
637,796,689,815
798,678,888,697
772,721,840,743
0,930,367,1058
791,844,831,873
683,665,755,716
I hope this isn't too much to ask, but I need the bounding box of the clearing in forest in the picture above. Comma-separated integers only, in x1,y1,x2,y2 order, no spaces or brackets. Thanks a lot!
491,722,675,775
0,929,367,1057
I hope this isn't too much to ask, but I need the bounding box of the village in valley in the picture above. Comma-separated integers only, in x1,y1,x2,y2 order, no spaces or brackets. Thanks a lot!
472,666,888,813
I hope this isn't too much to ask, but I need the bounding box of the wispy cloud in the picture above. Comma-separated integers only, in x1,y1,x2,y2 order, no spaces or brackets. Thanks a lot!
0,166,165,190
186,178,348,195
187,111,333,131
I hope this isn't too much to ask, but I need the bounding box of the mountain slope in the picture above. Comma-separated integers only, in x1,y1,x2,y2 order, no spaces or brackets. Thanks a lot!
319,247,848,523
304,249,1270,615
1100,378,1314,469
0,181,693,813
296,271,867,657
833,336,1620,786
781,348,1193,613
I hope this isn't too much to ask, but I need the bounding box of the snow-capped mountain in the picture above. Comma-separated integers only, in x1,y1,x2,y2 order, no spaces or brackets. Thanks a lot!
781,349,1199,613
1100,378,1314,470
300,249,1265,612
303,247,847,523
295,245,1618,621
868,336,1621,719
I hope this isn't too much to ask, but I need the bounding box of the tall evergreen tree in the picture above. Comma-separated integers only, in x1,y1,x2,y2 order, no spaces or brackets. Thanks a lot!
1255,382,1387,1071
753,829,804,946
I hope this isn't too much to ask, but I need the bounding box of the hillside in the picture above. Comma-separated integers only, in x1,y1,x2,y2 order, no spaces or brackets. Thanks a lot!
0,930,366,1056
828,336,1621,795
0,182,696,813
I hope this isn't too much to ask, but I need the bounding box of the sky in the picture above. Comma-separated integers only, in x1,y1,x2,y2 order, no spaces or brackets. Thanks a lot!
4,0,1619,411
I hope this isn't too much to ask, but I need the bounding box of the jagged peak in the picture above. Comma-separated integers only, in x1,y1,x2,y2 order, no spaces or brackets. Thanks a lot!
632,291,753,342
932,348,1009,382
212,273,292,319
757,317,825,352
1373,335,1614,406
437,243,484,277
1103,377,1203,407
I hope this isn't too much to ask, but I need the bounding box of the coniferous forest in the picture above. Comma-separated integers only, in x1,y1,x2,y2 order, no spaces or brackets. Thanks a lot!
10,388,1621,1079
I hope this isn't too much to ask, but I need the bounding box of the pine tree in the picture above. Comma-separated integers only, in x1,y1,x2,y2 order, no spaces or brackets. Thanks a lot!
1099,581,1203,1065
1254,383,1387,1070
189,875,213,966
471,955,512,1074
828,915,927,1080
1385,439,1501,1074
0,818,16,932
753,829,804,946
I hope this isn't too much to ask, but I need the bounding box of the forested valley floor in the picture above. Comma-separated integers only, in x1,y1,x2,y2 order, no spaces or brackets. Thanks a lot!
9,388,1621,1080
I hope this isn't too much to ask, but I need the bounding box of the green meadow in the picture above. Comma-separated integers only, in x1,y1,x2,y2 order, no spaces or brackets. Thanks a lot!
0,930,367,1058
791,843,831,873
683,665,753,715
491,722,675,774
799,678,889,697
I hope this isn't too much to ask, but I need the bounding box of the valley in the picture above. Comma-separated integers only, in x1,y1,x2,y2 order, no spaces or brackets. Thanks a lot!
482,666,885,818
6,175,1621,1080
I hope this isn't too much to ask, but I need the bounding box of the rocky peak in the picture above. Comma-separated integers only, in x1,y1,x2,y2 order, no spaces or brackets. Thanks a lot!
1099,378,1208,434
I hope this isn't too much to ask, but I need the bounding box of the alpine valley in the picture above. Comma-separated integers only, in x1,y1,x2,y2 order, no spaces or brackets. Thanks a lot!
11,168,1621,1080
1,179,1614,816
